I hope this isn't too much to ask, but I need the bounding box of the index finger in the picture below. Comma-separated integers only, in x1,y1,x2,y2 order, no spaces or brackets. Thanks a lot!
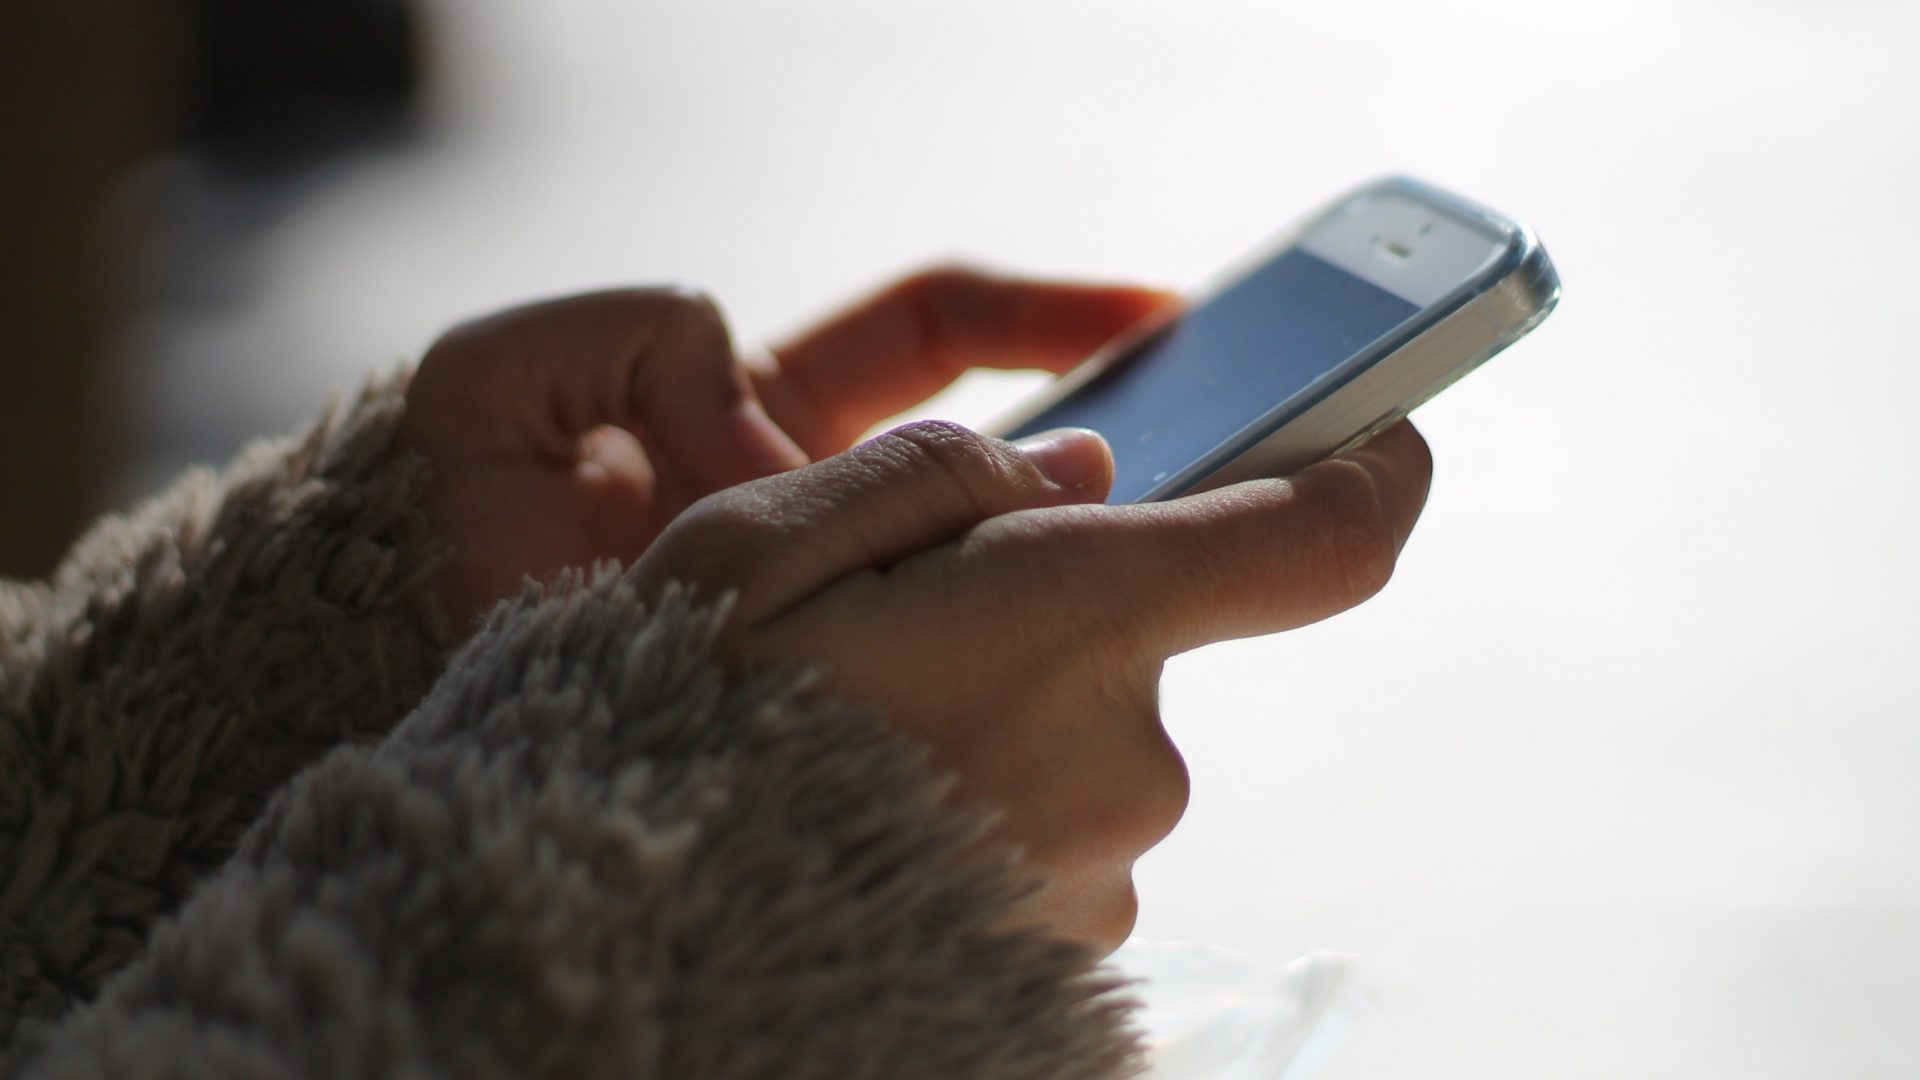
755,266,1176,457
1003,420,1434,658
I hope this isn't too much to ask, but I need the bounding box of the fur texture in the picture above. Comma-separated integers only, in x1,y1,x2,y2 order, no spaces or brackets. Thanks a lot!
1,372,451,1044
1,377,1141,1077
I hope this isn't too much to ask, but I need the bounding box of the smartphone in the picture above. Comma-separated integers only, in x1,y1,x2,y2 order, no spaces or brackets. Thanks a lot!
994,177,1560,502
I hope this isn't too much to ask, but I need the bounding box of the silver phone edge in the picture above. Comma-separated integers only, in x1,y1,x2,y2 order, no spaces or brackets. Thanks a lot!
1174,220,1560,498
987,177,1561,502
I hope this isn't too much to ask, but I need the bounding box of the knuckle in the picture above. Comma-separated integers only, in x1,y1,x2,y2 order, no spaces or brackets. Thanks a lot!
640,487,784,596
422,317,481,358
1119,721,1190,849
410,336,461,391
1075,679,1188,853
878,420,1017,510
1142,733,1192,843
887,417,993,456
1089,886,1140,953
644,284,726,322
413,308,547,412
419,308,511,373
640,289,741,384
627,286,732,348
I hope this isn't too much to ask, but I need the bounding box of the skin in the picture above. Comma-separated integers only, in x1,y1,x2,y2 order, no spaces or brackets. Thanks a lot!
400,266,1433,953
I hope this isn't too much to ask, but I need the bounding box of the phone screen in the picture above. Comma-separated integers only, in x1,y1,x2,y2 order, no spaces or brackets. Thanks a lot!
1003,248,1422,503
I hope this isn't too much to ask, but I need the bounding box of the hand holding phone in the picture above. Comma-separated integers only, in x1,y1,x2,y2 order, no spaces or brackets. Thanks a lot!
638,409,1433,952
628,188,1506,948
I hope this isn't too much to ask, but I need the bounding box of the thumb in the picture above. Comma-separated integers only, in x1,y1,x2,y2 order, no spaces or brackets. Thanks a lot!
637,420,1111,626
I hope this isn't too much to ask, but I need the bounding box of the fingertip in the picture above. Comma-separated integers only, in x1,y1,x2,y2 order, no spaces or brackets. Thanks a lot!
1317,419,1433,558
1006,282,1182,377
1373,417,1429,458
1125,284,1184,312
1071,282,1183,326
1329,418,1424,472
1011,427,1114,501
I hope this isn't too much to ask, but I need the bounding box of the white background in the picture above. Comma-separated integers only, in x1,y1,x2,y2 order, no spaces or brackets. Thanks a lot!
133,1,1920,1075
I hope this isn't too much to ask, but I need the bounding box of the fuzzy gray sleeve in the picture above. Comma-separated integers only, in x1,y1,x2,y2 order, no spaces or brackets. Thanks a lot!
0,372,451,1043
10,570,1141,1080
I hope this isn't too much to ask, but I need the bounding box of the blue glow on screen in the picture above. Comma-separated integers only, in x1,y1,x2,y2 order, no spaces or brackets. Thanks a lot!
1005,249,1420,503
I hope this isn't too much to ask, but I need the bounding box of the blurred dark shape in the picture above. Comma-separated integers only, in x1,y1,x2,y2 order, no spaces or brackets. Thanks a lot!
186,0,424,170
0,0,424,578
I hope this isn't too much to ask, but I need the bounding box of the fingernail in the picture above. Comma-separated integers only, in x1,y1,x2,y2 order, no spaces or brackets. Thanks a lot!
1012,427,1112,492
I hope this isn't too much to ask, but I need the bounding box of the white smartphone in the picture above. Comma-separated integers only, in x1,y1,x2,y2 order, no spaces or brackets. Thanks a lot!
994,177,1560,502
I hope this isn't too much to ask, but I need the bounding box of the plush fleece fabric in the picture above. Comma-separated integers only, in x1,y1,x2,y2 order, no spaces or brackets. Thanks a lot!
0,373,1140,1079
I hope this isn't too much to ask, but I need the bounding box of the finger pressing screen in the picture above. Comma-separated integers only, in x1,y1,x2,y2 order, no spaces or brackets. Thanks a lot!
758,267,1176,457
